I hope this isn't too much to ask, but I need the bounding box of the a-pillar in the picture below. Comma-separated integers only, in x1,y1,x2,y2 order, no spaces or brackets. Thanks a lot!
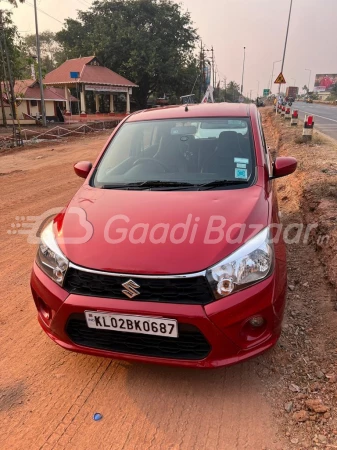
95,94,100,114
109,94,115,116
126,89,131,115
80,87,87,117
64,85,71,116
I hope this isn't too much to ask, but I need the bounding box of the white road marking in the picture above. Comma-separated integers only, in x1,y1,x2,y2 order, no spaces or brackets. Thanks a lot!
316,125,337,128
296,108,337,123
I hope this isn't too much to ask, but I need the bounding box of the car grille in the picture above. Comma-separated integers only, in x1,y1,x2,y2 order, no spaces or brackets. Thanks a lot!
66,315,211,360
63,267,214,305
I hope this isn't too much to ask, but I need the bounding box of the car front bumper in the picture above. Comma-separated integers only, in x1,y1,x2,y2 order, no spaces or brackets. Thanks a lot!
31,259,287,369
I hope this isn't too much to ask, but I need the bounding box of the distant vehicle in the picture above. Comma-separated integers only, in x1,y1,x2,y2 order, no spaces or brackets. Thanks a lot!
256,98,265,107
285,86,299,99
306,97,313,103
31,102,297,368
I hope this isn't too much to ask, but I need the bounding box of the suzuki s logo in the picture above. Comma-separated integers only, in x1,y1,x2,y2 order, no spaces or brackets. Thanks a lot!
121,279,140,299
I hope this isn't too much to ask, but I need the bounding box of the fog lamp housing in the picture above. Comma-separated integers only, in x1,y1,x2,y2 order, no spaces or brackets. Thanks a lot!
248,316,265,328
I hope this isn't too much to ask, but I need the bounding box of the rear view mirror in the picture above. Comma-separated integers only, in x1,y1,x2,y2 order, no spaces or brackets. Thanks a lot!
74,161,92,179
271,157,297,179
171,126,197,135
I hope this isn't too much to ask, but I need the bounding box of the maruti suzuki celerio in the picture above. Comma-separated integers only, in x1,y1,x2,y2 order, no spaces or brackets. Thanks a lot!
31,103,297,368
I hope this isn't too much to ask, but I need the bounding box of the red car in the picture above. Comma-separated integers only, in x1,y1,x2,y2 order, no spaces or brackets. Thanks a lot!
31,103,297,368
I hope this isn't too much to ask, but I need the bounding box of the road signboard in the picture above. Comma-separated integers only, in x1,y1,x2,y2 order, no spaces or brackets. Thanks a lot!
263,89,270,96
274,72,286,84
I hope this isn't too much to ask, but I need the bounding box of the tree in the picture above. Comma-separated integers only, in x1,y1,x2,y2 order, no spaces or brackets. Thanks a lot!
0,10,30,123
7,0,25,5
221,81,241,103
56,0,198,108
302,85,309,94
24,31,64,75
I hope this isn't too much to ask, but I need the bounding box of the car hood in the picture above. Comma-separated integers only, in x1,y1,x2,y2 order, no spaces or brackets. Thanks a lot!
55,185,269,275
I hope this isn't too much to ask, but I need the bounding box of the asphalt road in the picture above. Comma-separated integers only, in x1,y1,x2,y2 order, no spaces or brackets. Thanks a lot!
292,101,337,141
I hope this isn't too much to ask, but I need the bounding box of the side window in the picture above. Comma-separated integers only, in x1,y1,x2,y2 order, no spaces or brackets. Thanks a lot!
257,113,272,175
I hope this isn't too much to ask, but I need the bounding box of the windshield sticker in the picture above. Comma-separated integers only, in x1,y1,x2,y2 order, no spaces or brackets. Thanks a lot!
236,163,246,169
235,168,248,179
234,157,249,164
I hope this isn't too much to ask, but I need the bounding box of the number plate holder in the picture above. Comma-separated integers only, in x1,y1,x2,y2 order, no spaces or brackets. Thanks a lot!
85,311,178,338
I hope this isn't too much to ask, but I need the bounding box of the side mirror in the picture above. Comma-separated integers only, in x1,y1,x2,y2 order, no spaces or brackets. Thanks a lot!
74,161,92,179
271,157,297,179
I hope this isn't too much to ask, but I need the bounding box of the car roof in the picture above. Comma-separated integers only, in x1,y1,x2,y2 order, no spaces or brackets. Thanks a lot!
126,102,253,122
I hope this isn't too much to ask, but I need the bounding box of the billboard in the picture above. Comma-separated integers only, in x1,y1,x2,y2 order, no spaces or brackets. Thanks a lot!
314,74,337,92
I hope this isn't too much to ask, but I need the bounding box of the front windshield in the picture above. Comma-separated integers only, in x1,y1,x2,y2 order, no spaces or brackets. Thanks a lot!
93,118,255,190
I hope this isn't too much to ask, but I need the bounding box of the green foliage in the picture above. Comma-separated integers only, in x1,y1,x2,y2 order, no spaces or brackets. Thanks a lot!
24,31,66,76
218,81,241,103
56,0,199,107
0,10,29,82
6,0,25,5
327,83,337,100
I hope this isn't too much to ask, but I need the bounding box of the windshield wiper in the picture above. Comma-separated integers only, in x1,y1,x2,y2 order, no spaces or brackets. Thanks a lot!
197,179,249,190
102,180,194,190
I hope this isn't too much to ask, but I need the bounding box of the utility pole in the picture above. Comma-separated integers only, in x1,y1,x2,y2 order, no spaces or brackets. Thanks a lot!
0,10,18,142
199,40,205,100
211,46,215,88
0,13,7,127
224,77,227,102
278,0,293,98
270,59,281,93
0,11,16,120
305,69,311,92
241,47,246,94
33,0,47,127
0,80,6,127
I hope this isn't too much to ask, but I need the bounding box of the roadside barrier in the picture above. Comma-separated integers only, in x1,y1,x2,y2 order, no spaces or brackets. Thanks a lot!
281,105,286,118
302,114,314,141
0,119,121,149
291,110,298,126
284,107,291,120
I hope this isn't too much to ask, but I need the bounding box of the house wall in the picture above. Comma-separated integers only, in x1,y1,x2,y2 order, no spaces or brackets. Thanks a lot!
0,100,57,121
0,102,26,121
17,101,30,118
46,102,55,116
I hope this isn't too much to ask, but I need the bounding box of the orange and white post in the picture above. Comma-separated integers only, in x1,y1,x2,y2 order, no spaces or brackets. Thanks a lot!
302,114,314,141
284,106,291,120
291,110,298,126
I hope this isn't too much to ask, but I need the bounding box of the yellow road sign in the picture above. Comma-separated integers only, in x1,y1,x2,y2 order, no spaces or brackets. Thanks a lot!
274,72,286,84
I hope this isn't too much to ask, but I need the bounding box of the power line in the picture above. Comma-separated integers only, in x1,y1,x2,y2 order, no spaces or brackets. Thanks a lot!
25,1,63,24
76,0,91,7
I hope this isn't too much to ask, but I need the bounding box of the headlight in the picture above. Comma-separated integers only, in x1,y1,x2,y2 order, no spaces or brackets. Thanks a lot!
206,227,273,299
36,222,69,286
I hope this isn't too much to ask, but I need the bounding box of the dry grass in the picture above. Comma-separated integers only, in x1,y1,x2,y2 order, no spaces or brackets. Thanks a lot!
262,107,337,290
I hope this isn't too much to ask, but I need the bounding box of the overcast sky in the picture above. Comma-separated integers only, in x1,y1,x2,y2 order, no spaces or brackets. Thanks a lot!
8,0,337,96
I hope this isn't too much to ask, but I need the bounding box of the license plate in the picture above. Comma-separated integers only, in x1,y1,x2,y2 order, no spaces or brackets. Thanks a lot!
84,311,178,338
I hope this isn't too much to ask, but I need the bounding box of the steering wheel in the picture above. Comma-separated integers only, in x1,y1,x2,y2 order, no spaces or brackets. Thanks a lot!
132,158,170,172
